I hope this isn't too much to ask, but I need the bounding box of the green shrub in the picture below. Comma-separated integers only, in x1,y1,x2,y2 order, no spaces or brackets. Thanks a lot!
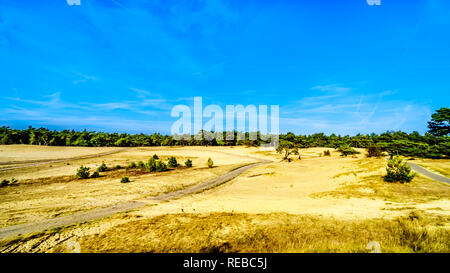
145,158,157,172
155,160,168,172
97,162,107,172
91,171,100,178
120,176,130,183
143,158,167,172
207,158,214,168
167,156,178,167
337,146,360,157
76,165,90,179
323,150,331,156
367,143,383,157
185,159,193,168
137,161,145,169
128,162,136,169
152,154,159,160
384,156,416,183
115,165,122,170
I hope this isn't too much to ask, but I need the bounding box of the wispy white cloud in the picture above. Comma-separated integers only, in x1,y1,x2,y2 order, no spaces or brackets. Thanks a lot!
5,92,89,110
1,90,199,133
279,84,431,134
310,84,351,93
72,72,98,84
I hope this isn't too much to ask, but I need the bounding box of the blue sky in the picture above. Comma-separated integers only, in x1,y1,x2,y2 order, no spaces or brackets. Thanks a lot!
0,0,449,135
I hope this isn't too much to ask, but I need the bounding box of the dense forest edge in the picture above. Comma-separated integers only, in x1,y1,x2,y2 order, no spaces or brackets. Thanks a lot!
1,107,448,159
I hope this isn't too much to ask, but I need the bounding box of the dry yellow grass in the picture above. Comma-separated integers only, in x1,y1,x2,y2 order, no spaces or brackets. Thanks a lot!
2,211,447,253
76,211,449,253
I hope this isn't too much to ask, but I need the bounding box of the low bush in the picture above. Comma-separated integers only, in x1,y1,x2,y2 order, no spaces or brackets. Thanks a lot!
137,161,145,170
1,178,18,187
207,158,214,168
120,176,130,183
323,150,331,156
115,165,122,170
144,158,168,172
338,146,360,157
76,165,90,179
91,171,100,178
97,162,107,172
128,162,136,169
185,159,193,168
152,154,159,160
155,160,168,172
384,156,416,183
167,156,179,168
145,158,157,172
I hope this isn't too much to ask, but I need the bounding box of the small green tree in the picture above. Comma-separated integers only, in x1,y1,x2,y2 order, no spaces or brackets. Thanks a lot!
185,159,193,167
152,154,159,160
155,160,168,172
91,171,100,178
207,158,214,168
115,165,122,170
167,156,178,167
384,156,416,183
97,162,107,172
145,158,157,172
76,165,90,179
120,176,130,183
276,140,299,160
128,162,136,169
